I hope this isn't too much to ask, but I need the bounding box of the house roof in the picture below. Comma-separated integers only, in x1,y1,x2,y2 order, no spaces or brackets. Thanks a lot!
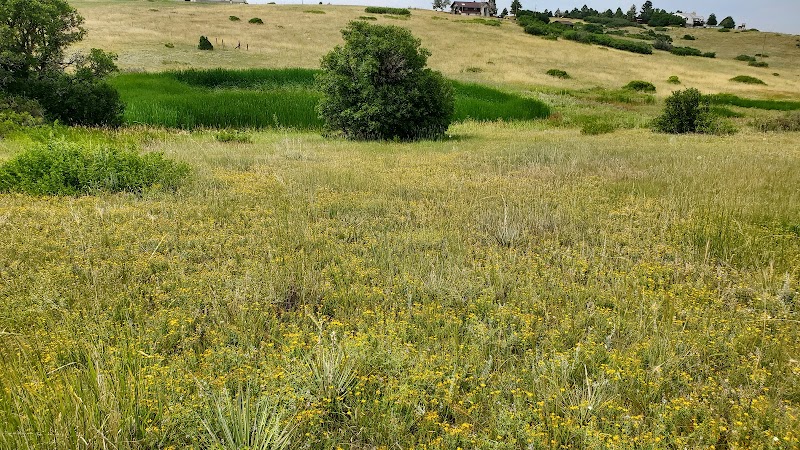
452,2,486,7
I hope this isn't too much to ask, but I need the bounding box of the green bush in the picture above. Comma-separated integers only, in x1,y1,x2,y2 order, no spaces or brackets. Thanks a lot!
748,61,769,68
524,20,555,36
229,15,240,21
546,69,571,79
653,88,714,133
0,96,44,136
561,30,653,54
624,80,656,92
198,36,213,50
653,38,673,51
0,140,189,195
670,46,702,56
702,52,716,58
15,74,124,127
363,6,410,15
667,75,680,84
730,75,766,85
316,21,453,140
735,54,756,62
718,28,730,33
358,16,377,20
682,34,696,40
249,17,264,24
215,130,252,143
752,112,800,132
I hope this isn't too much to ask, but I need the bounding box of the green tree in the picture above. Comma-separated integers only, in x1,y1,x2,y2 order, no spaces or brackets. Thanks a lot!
707,13,717,26
654,88,713,134
626,4,637,21
316,21,454,140
510,0,522,15
639,1,654,22
432,0,451,11
720,16,735,29
500,7,508,17
614,7,625,18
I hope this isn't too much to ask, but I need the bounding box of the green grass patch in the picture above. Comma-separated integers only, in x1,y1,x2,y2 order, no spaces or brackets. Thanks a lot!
303,10,325,14
707,93,800,111
364,6,410,15
458,18,501,26
358,16,377,20
729,75,766,85
623,80,656,92
0,140,189,195
111,69,550,130
667,75,680,84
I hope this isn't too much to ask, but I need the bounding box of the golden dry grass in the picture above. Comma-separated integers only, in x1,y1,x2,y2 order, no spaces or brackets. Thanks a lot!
69,0,800,98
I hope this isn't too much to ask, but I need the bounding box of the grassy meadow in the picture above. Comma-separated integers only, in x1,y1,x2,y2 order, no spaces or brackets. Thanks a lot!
1,0,800,448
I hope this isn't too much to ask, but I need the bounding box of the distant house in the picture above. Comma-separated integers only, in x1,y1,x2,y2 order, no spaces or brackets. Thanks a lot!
451,0,497,17
674,12,705,27
184,0,248,3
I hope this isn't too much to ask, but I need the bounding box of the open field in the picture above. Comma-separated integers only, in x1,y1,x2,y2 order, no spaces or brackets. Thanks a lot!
1,0,800,448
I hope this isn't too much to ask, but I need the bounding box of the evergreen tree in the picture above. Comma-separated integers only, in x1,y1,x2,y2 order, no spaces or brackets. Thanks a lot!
640,1,654,23
720,16,735,29
603,9,613,18
614,7,625,18
510,0,521,15
707,13,718,26
500,7,508,17
626,4,637,21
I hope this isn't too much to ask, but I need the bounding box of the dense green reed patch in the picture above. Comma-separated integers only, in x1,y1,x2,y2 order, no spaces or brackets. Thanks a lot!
0,140,188,195
707,93,800,111
110,69,550,130
458,18,501,26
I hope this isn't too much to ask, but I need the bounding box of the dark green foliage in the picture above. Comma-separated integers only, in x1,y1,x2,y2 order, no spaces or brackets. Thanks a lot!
523,20,555,36
198,36,213,50
682,34,696,40
707,13,717,26
165,42,174,48
248,17,264,24
517,10,550,23
702,52,716,58
214,130,252,143
173,68,318,88
653,88,713,134
730,75,766,85
0,95,44,136
748,61,769,68
735,54,756,62
653,38,673,51
363,6,410,15
667,76,680,84
561,30,652,54
752,112,800,132
718,28,730,33
582,15,632,28
546,69,570,79
647,10,685,27
229,15,240,21
581,23,604,34
13,74,123,127
358,16,377,20
707,94,800,111
580,120,616,135
0,140,189,195
720,16,735,29
316,21,452,140
624,80,656,92
670,46,702,56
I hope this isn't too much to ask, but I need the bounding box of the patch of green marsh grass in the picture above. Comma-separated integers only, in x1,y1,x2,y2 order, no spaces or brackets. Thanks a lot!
111,69,551,129
707,93,800,111
0,139,189,195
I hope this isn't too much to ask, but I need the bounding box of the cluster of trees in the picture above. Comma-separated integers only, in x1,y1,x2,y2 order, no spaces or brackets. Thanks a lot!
0,0,123,126
529,2,736,30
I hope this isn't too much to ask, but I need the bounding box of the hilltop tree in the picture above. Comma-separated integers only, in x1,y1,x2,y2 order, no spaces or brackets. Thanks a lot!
639,1,654,23
510,0,522,15
500,7,508,17
432,0,451,11
626,4,637,21
614,7,625,18
707,13,717,26
720,15,735,29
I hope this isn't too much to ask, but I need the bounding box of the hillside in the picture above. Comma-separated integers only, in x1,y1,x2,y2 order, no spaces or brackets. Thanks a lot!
70,0,800,99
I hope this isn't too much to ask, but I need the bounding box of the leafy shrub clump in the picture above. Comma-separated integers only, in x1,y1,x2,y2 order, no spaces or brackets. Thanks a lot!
667,75,680,84
17,73,124,127
561,30,653,54
165,42,175,48
718,28,730,32
670,46,702,57
752,112,800,132
546,69,571,79
317,21,453,140
581,120,617,135
735,54,756,62
229,15,240,21
653,88,714,134
249,17,264,24
730,75,766,85
198,36,214,50
653,38,673,51
749,61,769,68
0,141,189,196
682,34,696,40
364,7,410,15
624,80,656,93
215,130,252,143
702,52,716,58
0,96,44,136
358,16,377,20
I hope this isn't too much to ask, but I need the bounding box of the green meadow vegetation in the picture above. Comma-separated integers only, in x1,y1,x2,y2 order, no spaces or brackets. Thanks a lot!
1,0,800,448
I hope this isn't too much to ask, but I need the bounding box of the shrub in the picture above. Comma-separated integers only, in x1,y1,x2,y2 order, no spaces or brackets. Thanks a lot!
215,130,252,143
683,34,696,40
364,6,410,15
720,16,735,29
316,21,453,140
624,80,656,93
249,17,264,24
670,46,702,57
653,38,673,51
561,30,653,54
735,54,756,61
752,112,800,132
358,16,377,20
582,23,604,34
546,69,571,79
524,20,555,36
653,88,714,133
748,61,769,68
0,140,189,195
653,27,668,32
165,42,174,48
229,15,240,21
702,52,716,58
718,28,730,33
0,96,44,136
730,75,766,85
198,36,214,50
464,66,483,73
667,75,680,84
16,74,124,127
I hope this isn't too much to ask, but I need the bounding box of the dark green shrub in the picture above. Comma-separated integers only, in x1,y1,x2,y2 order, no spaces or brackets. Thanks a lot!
624,80,656,92
248,17,264,24
561,30,653,54
748,61,769,68
165,42,174,48
720,16,735,29
752,112,800,132
15,74,124,127
682,34,696,40
730,75,766,85
229,15,240,21
702,52,716,58
198,36,214,50
0,96,44,136
582,23,604,34
364,6,410,15
670,46,702,56
0,140,189,195
524,20,555,36
755,53,769,57
735,54,756,61
667,75,680,84
653,38,673,51
546,69,571,79
653,88,714,133
358,16,377,20
316,21,453,140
